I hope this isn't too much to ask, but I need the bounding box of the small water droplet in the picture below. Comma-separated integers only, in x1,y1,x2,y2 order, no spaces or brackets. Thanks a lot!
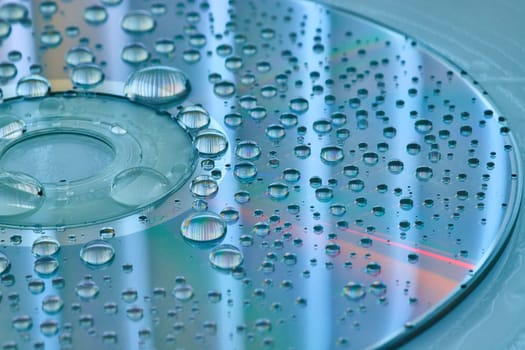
176,105,210,131
209,244,243,270
173,283,194,301
42,295,63,314
65,47,95,66
213,81,236,98
194,129,228,157
70,63,104,88
0,61,16,80
75,279,100,299
190,175,218,197
121,43,150,64
80,239,115,266
321,146,344,165
343,282,366,300
34,256,59,276
83,5,108,25
180,211,226,242
31,236,60,257
121,10,155,33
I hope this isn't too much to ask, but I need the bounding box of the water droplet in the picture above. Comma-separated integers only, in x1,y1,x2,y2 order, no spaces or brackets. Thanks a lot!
321,146,344,165
325,243,341,256
190,175,218,197
110,167,170,206
83,5,108,25
369,281,387,296
32,236,60,257
28,279,45,294
155,38,175,54
124,66,190,104
194,129,228,157
121,43,150,64
0,172,44,216
415,166,433,181
362,152,379,166
42,295,63,314
289,97,309,113
183,49,201,63
40,29,62,47
213,81,236,98
176,105,210,131
235,141,261,160
121,10,155,33
224,113,243,128
126,306,144,321
76,279,99,299
209,244,243,270
34,256,59,276
265,124,286,141
65,47,95,66
0,117,25,139
415,119,433,134
12,315,33,332
40,319,59,336
366,262,381,276
0,252,10,274
343,282,366,300
0,19,11,39
267,183,289,200
220,207,239,223
16,75,50,98
0,3,28,22
234,162,257,182
39,1,57,17
70,63,104,89
80,239,115,266
173,283,194,301
387,160,404,174
0,61,16,80
180,211,226,242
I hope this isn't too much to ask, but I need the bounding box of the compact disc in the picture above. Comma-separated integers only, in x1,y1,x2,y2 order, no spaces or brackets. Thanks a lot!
0,0,520,349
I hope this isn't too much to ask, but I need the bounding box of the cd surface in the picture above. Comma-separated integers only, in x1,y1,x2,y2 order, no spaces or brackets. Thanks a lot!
0,1,521,349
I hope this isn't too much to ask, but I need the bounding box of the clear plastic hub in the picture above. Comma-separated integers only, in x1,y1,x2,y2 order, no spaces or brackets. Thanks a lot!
0,93,197,227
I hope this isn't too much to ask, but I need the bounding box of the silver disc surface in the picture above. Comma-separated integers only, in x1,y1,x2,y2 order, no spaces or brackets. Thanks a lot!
0,1,520,349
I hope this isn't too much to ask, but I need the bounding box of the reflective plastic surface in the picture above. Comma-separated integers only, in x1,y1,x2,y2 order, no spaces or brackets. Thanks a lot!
0,0,520,349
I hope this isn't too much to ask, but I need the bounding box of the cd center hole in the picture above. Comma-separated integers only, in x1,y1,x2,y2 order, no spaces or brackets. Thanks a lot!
0,131,115,184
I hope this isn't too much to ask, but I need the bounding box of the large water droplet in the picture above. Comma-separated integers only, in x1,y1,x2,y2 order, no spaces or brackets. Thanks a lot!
194,129,228,157
124,66,190,104
70,63,104,88
110,167,170,207
180,211,226,242
0,172,44,216
209,244,243,270
42,295,63,314
80,239,115,266
121,10,155,33
16,75,50,98
32,236,60,257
